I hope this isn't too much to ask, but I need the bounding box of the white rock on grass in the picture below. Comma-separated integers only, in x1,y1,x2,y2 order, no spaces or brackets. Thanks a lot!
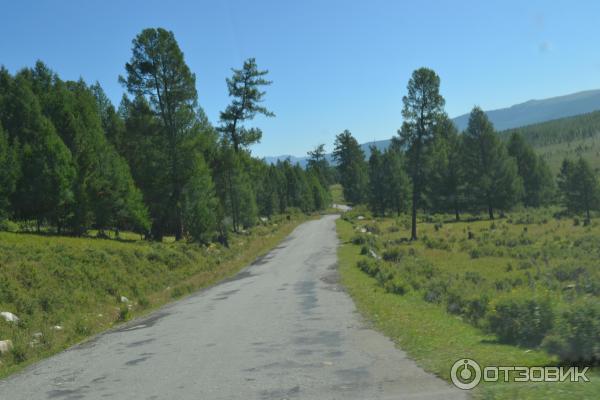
52,325,63,331
0,340,13,354
120,296,129,303
369,249,381,260
0,312,19,323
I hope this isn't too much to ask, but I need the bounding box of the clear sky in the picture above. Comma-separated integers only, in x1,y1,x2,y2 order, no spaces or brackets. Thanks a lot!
2,0,600,157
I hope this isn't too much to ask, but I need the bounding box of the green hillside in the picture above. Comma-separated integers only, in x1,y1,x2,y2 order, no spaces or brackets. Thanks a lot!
500,111,600,173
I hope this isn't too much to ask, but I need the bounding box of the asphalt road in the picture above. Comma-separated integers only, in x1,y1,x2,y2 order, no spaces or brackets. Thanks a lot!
0,215,466,400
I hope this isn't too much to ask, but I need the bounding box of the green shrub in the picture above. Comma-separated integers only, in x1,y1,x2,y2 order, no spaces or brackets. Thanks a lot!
118,305,131,322
138,296,150,308
553,264,586,282
351,234,378,248
469,248,481,259
364,223,381,235
382,248,403,262
445,289,489,326
464,294,490,326
543,298,600,364
487,293,554,346
356,259,380,277
0,219,19,232
423,278,449,304
383,276,409,295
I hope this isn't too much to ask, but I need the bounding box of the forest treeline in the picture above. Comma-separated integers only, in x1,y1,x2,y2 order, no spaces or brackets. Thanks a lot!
501,109,600,147
333,68,600,240
0,28,331,243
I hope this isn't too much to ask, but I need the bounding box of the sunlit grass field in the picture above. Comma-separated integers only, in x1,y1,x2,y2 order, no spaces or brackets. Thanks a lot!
0,213,307,378
337,208,599,399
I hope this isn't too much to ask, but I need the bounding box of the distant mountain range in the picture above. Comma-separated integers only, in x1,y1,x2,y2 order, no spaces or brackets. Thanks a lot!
263,89,600,166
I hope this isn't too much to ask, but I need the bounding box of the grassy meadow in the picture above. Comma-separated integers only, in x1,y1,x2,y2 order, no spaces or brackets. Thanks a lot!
0,213,307,378
337,207,599,399
535,134,600,174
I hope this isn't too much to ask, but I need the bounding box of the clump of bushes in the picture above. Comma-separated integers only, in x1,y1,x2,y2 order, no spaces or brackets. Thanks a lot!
553,264,586,282
423,236,451,250
364,223,381,235
487,292,554,346
356,259,381,277
446,289,490,326
355,259,409,296
382,247,404,262
351,234,379,248
423,278,449,304
543,298,600,364
383,276,409,295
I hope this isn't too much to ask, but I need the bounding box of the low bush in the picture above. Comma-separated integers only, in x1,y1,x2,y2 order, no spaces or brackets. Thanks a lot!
383,276,409,295
356,259,380,277
351,234,379,248
553,264,587,282
0,219,19,232
487,293,554,346
423,278,449,304
382,247,404,262
543,298,600,364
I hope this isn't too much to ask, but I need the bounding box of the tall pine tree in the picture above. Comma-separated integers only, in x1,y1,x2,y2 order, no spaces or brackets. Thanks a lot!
398,68,446,239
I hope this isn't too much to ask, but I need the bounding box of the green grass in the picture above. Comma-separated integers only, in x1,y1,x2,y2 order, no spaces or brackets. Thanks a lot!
0,213,307,378
336,212,599,399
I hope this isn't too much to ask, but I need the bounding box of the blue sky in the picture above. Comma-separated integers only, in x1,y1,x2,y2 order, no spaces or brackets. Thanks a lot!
2,0,600,157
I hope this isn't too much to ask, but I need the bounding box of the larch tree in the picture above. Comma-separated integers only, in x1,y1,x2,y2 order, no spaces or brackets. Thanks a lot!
427,115,465,220
557,158,599,222
382,141,411,216
215,58,273,232
0,123,18,219
332,130,368,205
218,58,274,153
462,107,522,219
507,132,555,207
306,144,331,188
120,27,216,241
368,146,386,215
398,68,446,240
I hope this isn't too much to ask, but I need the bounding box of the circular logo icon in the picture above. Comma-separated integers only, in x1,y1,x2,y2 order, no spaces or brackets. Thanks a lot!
451,358,482,390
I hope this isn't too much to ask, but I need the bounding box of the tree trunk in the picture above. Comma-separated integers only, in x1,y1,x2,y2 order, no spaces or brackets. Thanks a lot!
586,207,591,222
455,208,460,221
175,210,183,241
411,188,418,241
151,222,164,242
488,206,494,220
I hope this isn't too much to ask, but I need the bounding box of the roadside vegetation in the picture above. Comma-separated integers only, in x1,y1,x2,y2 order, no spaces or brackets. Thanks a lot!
0,27,331,245
0,212,306,377
337,208,599,399
0,27,334,377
